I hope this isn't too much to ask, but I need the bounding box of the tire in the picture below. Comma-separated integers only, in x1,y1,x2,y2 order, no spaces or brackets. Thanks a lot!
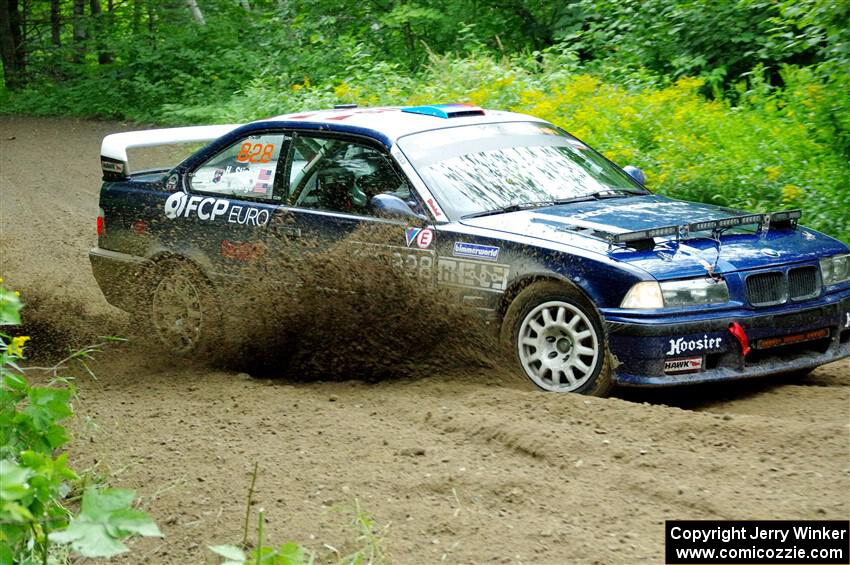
501,280,614,396
141,259,221,356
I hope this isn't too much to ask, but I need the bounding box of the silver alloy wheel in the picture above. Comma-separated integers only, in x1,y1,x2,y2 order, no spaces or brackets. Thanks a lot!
517,300,600,392
151,273,204,354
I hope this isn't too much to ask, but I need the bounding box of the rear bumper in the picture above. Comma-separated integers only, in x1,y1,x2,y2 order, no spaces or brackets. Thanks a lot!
89,247,150,312
604,290,850,386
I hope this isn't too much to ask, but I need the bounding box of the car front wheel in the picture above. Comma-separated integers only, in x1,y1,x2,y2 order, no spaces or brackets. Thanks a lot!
501,281,613,396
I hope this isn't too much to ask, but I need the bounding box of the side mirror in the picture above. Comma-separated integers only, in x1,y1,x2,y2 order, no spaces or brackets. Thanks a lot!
623,165,646,186
369,193,425,220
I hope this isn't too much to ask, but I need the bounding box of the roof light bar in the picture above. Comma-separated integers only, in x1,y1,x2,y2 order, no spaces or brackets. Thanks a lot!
608,210,802,245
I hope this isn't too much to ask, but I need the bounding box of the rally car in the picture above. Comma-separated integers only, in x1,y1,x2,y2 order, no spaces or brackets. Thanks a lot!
90,104,850,395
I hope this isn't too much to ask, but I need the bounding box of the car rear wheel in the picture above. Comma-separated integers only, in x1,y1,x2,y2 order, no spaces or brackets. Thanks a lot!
501,281,613,396
146,259,220,356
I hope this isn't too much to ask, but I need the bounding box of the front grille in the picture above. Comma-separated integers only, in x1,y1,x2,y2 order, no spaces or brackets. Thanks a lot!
788,266,819,300
747,272,784,306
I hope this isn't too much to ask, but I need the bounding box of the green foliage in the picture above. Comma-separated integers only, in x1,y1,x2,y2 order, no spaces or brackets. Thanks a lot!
49,487,161,558
211,469,386,565
0,283,160,563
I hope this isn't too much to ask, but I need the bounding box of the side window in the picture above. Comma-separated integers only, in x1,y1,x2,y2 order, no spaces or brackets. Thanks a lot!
190,133,287,200
288,135,415,216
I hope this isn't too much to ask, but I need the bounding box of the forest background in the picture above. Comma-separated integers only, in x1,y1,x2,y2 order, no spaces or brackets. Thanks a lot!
1,0,848,240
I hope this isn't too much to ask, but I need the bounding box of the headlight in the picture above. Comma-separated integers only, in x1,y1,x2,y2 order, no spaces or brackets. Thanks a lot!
820,254,850,286
620,277,730,309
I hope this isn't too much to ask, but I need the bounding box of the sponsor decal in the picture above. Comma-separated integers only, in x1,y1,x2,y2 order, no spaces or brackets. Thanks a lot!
416,228,434,249
666,335,722,356
101,159,125,174
756,328,830,350
350,242,435,280
236,142,275,164
438,257,509,292
164,192,270,226
212,169,224,184
664,357,703,374
426,197,444,219
404,227,433,248
453,242,500,261
221,239,264,262
165,173,179,191
404,227,420,247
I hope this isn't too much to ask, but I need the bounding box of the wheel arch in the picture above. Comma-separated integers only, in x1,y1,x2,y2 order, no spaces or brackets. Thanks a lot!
127,251,214,309
497,273,602,326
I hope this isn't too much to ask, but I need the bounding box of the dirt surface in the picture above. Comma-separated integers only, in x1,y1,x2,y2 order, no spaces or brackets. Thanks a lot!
1,116,848,564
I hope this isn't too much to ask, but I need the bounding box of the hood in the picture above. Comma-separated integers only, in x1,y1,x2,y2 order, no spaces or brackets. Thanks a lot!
459,195,849,280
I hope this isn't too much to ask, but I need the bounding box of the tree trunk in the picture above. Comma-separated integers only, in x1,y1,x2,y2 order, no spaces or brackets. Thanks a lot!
50,0,61,46
131,0,140,33
90,0,113,63
186,0,204,24
72,0,85,62
0,0,25,89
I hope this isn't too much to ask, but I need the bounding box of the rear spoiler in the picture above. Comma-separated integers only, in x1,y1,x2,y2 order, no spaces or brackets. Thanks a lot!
100,124,242,180
608,210,802,246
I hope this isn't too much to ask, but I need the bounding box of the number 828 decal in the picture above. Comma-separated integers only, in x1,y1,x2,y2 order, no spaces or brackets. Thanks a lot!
236,142,275,164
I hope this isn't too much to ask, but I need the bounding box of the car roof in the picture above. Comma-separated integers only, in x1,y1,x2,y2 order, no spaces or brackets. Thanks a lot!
250,105,548,146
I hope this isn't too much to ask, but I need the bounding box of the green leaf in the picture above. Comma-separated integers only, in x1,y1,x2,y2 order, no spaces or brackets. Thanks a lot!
0,286,23,325
23,387,73,431
0,460,32,501
48,487,161,558
209,544,247,563
277,542,307,564
106,508,162,538
49,519,130,558
81,487,135,516
1,500,34,522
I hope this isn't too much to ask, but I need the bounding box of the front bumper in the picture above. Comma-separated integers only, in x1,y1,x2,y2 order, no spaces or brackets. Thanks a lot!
603,290,850,386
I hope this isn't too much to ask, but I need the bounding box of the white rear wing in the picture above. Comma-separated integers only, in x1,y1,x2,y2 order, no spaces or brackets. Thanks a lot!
100,124,242,179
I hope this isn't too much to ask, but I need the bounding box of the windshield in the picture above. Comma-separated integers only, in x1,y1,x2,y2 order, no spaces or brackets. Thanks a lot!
397,121,647,219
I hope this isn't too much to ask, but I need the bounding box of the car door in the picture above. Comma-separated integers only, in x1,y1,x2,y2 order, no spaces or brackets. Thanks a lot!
181,131,290,278
280,131,438,283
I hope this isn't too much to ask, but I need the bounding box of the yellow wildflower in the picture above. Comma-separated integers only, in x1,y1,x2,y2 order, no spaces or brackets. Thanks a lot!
765,166,781,182
8,335,30,357
781,184,803,203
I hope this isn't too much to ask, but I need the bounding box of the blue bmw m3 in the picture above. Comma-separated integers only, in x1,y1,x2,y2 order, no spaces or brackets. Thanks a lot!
90,104,850,395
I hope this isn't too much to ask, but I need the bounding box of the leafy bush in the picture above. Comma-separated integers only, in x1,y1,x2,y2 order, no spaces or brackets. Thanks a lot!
0,281,161,563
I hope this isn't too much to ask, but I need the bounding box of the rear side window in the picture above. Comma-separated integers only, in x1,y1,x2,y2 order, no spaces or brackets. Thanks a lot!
190,133,287,200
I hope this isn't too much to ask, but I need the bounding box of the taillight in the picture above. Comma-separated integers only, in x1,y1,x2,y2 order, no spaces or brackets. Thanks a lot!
96,209,105,236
